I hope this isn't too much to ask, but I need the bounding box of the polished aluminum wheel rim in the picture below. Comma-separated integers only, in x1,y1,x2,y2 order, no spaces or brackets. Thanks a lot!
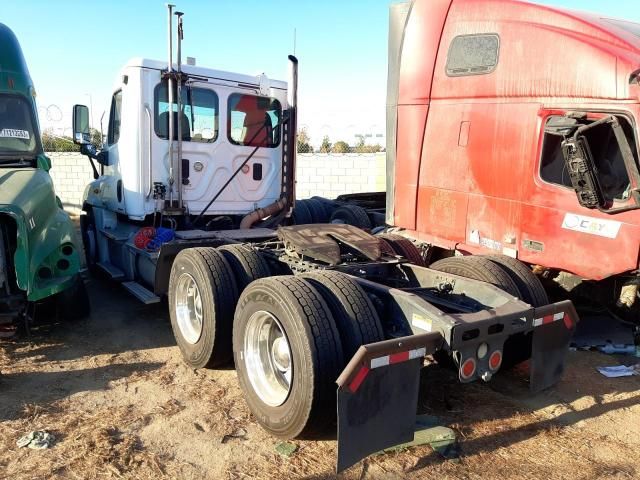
244,311,292,407
175,273,203,344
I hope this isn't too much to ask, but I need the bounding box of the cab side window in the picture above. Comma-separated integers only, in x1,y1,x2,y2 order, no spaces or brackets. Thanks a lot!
228,94,281,148
446,34,500,77
107,91,122,145
154,83,219,143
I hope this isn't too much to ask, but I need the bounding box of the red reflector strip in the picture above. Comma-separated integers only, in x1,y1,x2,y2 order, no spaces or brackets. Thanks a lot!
533,311,565,327
389,351,410,364
348,365,370,393
370,347,427,370
563,314,574,330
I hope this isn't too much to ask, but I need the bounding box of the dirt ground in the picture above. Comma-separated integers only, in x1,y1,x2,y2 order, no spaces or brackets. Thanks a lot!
1,275,639,480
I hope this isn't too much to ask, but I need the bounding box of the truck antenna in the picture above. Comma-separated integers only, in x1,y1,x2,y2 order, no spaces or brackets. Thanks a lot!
166,3,176,208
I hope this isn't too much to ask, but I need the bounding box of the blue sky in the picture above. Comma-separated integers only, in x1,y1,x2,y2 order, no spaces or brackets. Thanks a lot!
2,0,640,144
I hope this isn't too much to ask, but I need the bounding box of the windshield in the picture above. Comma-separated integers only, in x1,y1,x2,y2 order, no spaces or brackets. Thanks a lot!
0,95,38,155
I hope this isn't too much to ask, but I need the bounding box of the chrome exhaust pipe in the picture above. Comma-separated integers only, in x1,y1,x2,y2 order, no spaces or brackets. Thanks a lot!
286,55,299,211
166,3,176,206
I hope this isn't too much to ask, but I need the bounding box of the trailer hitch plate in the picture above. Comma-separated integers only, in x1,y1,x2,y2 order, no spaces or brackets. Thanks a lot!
335,333,442,472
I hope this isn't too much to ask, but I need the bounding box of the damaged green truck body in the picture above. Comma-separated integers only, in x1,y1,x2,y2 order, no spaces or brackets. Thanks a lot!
0,23,88,330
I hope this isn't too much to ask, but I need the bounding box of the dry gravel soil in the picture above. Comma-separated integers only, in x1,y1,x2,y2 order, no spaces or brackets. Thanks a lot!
1,275,639,480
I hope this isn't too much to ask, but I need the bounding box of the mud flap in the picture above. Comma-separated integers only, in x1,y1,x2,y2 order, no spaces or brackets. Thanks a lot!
335,333,442,473
530,300,579,392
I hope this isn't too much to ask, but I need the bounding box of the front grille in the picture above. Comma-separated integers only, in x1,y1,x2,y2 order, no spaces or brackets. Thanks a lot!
0,214,18,296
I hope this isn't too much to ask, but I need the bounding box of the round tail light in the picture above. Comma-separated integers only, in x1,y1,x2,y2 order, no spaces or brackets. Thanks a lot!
489,350,503,371
460,358,476,380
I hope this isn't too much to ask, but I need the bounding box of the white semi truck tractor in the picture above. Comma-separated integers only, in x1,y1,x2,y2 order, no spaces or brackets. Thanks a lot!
72,5,579,472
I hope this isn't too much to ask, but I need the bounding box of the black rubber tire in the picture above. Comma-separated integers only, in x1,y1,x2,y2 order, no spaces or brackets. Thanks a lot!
79,207,98,273
430,256,533,369
302,271,384,359
292,200,313,225
169,247,239,369
378,238,397,257
482,255,549,307
218,244,271,292
58,275,91,320
310,197,336,220
379,233,426,266
429,256,520,297
482,256,549,368
233,276,343,438
330,204,372,229
305,199,329,223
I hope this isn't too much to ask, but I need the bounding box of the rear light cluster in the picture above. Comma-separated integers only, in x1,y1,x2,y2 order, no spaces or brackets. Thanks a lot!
489,350,502,371
459,347,503,380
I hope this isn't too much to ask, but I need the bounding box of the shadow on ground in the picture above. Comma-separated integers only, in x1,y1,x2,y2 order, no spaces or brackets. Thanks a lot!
0,361,163,421
2,276,174,364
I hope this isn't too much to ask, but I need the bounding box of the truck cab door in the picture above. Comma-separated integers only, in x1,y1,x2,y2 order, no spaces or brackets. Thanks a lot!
98,90,124,213
521,110,640,279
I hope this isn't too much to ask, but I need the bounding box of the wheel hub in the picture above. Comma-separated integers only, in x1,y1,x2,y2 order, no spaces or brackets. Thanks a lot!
271,336,291,372
244,311,292,407
174,273,203,344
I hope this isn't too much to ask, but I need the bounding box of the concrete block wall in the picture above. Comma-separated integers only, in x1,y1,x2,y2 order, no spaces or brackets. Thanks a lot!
45,151,388,216
47,152,95,216
295,153,386,199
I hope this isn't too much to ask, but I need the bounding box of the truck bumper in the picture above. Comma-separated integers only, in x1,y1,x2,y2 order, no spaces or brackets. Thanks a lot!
334,300,578,472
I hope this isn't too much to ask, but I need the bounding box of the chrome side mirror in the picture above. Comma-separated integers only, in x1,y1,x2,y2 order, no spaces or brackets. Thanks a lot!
72,104,90,145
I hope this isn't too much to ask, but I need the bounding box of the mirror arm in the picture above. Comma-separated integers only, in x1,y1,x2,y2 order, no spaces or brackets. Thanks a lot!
80,144,101,180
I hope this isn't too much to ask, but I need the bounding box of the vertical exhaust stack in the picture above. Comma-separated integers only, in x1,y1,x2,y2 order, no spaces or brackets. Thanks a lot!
175,10,184,210
239,55,298,230
166,3,176,207
286,55,299,209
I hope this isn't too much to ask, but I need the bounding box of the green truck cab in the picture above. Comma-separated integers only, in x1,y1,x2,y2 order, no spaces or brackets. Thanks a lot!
0,23,88,334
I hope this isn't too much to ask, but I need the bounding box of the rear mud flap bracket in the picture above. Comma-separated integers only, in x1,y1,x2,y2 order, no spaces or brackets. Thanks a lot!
530,300,579,393
335,333,442,473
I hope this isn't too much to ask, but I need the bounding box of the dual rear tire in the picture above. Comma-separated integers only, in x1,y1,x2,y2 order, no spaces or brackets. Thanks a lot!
429,254,548,368
169,247,383,438
234,273,384,438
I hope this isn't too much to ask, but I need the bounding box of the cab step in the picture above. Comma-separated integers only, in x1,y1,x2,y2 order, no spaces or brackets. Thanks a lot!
122,281,161,304
97,261,125,280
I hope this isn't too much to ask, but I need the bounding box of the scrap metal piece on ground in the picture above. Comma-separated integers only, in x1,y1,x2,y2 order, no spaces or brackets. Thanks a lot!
16,431,55,449
596,364,640,378
275,442,298,458
381,415,459,460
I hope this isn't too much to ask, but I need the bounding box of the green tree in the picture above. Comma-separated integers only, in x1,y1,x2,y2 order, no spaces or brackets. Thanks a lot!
297,127,313,153
90,128,103,148
41,129,79,152
331,140,351,153
352,137,383,154
41,127,102,153
319,135,332,153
